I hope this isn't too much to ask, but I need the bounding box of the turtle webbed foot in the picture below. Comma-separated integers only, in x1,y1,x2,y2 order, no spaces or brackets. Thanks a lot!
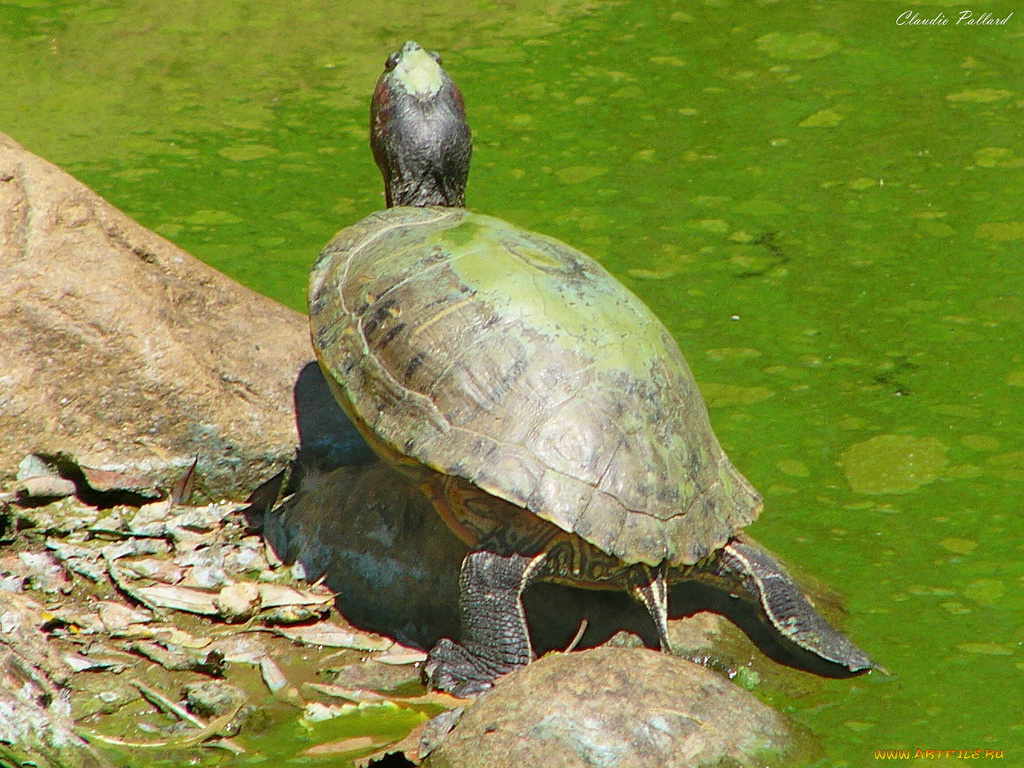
425,548,542,696
720,537,880,673
425,638,512,697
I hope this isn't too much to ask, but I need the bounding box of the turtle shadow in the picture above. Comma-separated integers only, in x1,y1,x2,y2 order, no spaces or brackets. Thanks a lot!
290,361,376,486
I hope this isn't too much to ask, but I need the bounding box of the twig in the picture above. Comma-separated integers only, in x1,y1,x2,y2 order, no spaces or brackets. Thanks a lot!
77,703,244,753
102,553,165,618
563,618,589,653
125,679,245,755
130,680,205,728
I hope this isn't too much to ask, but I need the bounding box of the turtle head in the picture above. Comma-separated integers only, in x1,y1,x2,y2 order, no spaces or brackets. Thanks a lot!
370,41,472,208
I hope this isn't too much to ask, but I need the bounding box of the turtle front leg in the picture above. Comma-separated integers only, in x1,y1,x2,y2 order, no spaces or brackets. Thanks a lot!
425,549,546,696
711,535,878,672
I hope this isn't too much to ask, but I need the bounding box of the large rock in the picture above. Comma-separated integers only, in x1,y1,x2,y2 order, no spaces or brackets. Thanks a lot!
423,647,794,768
0,132,310,500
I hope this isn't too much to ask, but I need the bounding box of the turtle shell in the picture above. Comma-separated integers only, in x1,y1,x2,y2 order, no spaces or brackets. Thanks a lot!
308,206,761,567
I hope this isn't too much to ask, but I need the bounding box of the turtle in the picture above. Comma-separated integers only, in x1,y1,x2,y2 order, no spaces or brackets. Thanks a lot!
308,41,877,696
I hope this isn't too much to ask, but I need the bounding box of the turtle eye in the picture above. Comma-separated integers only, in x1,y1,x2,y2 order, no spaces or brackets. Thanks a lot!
428,50,442,65
385,52,399,71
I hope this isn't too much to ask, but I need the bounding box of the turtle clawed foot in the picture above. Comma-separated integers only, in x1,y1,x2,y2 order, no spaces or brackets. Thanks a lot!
424,638,502,697
721,538,881,674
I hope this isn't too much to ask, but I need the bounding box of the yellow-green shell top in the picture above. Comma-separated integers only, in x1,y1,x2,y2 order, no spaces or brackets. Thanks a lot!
308,206,761,567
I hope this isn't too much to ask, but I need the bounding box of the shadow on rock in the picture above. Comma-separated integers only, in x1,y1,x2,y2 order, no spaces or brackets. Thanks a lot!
289,361,376,490
264,457,662,656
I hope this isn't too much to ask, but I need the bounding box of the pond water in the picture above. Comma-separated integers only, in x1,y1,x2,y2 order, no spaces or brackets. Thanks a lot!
3,0,1023,764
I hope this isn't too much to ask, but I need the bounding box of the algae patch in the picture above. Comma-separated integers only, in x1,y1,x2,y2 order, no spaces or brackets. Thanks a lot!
755,32,840,60
841,434,948,494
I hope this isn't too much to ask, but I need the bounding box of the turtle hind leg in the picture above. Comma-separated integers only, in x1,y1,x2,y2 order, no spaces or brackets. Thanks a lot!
425,549,546,697
716,537,879,673
628,564,673,653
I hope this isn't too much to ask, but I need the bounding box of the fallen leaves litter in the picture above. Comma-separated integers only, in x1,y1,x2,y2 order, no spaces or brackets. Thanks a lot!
0,464,436,768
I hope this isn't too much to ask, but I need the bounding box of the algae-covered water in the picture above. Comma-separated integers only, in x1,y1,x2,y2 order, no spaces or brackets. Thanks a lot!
3,0,1023,764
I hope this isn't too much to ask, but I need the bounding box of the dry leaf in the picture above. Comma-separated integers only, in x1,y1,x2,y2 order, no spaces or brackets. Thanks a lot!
117,558,184,584
371,648,428,666
259,654,288,692
170,457,198,506
207,635,266,665
357,721,428,767
79,464,158,496
97,601,153,632
302,735,381,757
273,622,392,651
17,474,76,500
131,584,219,615
391,690,469,709
304,684,468,712
128,500,172,535
256,583,334,608
305,684,386,703
252,583,334,623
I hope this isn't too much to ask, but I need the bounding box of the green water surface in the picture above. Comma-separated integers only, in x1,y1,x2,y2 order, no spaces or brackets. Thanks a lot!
3,0,1023,764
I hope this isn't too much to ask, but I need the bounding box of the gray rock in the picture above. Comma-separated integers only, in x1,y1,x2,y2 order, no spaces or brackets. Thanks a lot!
0,131,310,501
423,647,793,768
183,680,246,718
